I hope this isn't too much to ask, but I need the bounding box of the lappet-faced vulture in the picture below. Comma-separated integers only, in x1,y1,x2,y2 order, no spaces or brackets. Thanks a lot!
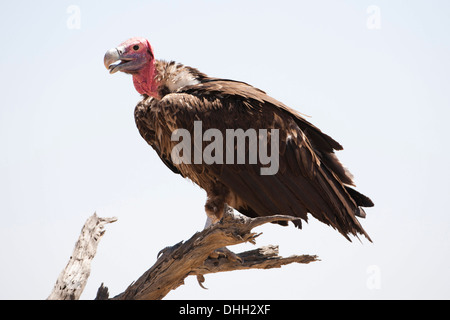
104,37,374,241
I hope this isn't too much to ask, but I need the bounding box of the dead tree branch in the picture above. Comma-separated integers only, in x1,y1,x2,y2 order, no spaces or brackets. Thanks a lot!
48,208,318,300
47,213,117,300
193,245,318,280
108,208,318,300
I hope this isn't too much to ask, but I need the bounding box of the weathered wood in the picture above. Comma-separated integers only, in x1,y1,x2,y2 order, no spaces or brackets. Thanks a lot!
47,213,117,300
192,245,318,289
194,245,318,276
49,208,318,300
95,282,110,300
109,208,319,300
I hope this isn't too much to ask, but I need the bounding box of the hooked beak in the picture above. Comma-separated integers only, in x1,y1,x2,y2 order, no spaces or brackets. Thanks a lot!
104,47,132,74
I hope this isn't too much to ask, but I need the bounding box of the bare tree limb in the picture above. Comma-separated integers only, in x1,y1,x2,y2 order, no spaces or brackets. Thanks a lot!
191,244,318,289
109,208,319,300
49,208,319,300
193,245,318,276
95,282,110,300
47,213,117,300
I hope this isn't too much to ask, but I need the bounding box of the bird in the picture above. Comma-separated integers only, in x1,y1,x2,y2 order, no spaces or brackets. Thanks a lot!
104,37,374,242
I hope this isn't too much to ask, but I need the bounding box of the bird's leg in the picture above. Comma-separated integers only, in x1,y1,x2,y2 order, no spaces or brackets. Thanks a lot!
203,215,217,229
204,204,243,264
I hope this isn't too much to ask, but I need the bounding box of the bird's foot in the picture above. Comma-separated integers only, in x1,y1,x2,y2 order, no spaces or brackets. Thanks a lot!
209,247,243,264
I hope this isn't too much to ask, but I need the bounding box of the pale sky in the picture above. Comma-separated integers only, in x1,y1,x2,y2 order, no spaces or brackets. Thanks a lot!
1,0,449,300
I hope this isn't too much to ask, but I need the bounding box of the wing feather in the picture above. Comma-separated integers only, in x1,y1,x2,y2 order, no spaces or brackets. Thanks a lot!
135,79,373,240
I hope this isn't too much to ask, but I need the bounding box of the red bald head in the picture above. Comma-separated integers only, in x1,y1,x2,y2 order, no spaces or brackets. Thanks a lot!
104,37,159,97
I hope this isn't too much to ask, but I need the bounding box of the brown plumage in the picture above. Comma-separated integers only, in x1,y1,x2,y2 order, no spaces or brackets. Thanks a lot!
104,37,374,242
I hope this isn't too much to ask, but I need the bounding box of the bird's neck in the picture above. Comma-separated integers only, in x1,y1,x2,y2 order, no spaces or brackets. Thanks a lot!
133,60,206,99
132,60,160,99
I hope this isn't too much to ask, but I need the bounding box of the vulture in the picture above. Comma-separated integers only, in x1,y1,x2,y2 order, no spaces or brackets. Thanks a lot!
104,37,374,241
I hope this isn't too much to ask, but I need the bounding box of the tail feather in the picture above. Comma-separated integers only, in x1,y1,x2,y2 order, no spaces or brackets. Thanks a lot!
345,186,374,208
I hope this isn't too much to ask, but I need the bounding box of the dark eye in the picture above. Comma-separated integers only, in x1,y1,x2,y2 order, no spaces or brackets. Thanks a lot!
133,45,139,51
